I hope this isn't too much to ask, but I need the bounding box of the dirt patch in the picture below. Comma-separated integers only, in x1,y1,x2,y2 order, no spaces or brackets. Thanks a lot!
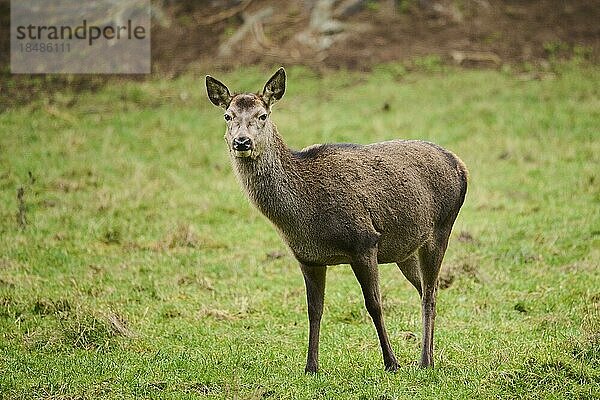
438,256,480,289
150,0,600,74
324,0,600,70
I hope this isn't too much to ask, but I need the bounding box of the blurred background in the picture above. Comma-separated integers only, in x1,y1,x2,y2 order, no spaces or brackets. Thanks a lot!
1,0,599,108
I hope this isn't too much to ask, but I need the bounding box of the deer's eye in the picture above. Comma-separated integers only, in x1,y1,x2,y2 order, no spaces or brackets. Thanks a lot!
258,113,267,121
224,114,232,121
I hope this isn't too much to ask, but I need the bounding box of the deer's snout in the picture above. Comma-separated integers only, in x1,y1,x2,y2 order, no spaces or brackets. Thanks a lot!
231,136,254,158
232,136,253,152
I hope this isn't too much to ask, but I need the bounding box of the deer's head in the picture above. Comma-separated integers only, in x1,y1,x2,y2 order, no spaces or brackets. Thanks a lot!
206,68,286,159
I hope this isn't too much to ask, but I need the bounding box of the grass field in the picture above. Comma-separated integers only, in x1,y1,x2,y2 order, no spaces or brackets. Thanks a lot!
0,63,599,399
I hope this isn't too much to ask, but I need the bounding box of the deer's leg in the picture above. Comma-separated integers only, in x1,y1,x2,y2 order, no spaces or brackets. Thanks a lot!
300,263,327,374
351,249,398,372
396,254,422,297
417,231,450,368
419,280,437,368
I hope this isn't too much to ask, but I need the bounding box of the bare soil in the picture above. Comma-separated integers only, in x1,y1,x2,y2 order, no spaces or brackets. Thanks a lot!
151,0,600,74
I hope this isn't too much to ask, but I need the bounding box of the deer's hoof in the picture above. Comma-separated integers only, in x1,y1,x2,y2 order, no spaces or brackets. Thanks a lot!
304,363,318,374
385,361,399,373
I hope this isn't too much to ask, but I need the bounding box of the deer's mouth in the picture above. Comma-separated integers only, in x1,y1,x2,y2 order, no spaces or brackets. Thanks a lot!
233,149,253,158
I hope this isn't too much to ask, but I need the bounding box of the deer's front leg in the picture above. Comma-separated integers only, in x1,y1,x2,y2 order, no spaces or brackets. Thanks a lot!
300,263,327,374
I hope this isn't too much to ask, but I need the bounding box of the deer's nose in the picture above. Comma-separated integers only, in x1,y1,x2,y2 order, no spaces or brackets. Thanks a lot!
232,136,253,151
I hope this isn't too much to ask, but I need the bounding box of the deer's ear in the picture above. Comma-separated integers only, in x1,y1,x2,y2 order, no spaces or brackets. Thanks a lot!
262,67,286,107
206,75,232,109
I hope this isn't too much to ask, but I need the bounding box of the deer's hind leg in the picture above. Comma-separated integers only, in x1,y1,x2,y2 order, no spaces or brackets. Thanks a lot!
417,228,452,368
396,254,422,297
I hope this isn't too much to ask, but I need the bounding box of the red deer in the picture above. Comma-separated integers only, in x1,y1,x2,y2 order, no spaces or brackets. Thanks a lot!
206,68,468,372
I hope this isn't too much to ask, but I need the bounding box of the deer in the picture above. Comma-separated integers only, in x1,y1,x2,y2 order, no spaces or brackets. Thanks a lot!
205,67,468,373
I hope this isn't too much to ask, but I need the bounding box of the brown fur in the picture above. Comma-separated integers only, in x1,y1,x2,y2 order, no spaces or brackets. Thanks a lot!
231,94,265,110
206,68,468,372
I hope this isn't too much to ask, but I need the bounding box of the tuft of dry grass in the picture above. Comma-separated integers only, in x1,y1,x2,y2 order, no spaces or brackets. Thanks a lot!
155,223,200,249
58,309,134,349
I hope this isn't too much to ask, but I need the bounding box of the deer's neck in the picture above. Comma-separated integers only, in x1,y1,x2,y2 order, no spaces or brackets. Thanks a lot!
231,128,301,227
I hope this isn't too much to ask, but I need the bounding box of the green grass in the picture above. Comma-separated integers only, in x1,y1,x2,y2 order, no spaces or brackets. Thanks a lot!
1,63,599,399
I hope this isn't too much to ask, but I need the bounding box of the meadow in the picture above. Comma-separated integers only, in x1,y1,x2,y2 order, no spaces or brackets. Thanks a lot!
0,63,598,399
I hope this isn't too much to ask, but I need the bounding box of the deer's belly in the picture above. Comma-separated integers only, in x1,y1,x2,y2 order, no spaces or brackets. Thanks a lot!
279,222,430,266
279,231,352,266
280,223,385,266
287,241,351,266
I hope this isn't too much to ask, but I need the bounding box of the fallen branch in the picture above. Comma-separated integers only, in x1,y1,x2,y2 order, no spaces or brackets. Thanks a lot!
252,19,271,49
198,0,254,26
218,7,273,57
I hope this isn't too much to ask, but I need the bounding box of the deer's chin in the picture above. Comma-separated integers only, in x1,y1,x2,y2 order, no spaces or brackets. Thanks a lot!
233,149,253,158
